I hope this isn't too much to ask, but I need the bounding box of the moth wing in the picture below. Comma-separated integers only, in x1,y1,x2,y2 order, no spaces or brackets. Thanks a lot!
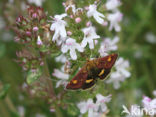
97,53,118,80
97,53,118,69
82,79,96,90
66,69,88,90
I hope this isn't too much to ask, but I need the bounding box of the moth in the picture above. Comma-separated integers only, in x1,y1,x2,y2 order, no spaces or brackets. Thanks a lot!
66,53,118,90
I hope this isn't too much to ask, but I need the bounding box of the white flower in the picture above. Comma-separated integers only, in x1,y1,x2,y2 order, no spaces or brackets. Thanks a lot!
50,13,67,45
35,113,46,117
145,32,156,44
142,96,156,115
142,96,152,109
37,36,43,45
134,50,143,59
55,54,67,63
106,57,131,89
27,0,45,6
153,90,156,97
81,26,100,49
115,57,131,77
99,36,119,57
52,68,69,88
106,0,121,11
87,4,105,24
61,38,84,60
77,99,97,117
17,106,25,117
77,94,111,117
95,94,111,112
107,11,123,32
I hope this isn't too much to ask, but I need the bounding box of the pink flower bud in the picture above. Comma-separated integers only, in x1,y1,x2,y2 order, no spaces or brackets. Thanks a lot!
86,21,91,27
33,26,39,32
31,69,37,73
67,31,72,36
32,13,37,18
17,17,21,22
40,61,44,66
50,108,55,112
62,2,66,7
14,37,20,42
70,15,73,19
26,31,31,36
75,17,81,23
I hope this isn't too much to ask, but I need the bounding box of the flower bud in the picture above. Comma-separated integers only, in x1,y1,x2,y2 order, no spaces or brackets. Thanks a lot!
33,26,39,32
75,17,81,23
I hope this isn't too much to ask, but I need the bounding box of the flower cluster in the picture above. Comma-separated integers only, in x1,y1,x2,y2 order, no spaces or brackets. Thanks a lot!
50,0,122,61
142,95,156,116
14,6,52,70
77,94,111,117
106,57,131,89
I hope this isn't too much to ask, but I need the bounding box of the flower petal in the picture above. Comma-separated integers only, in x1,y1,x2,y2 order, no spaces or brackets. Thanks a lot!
70,49,77,60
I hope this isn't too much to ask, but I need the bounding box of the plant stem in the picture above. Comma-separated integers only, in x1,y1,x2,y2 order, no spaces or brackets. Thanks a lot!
5,97,17,113
43,58,63,117
43,58,55,98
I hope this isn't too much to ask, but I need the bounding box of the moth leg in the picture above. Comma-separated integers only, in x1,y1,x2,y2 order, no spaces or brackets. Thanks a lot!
98,69,111,80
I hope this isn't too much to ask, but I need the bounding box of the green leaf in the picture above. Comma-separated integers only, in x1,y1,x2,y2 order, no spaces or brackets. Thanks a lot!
0,84,10,99
67,104,79,116
39,45,49,52
26,68,42,84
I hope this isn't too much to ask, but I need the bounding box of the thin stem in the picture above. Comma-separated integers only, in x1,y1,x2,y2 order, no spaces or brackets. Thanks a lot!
5,97,17,113
43,58,63,117
43,58,55,98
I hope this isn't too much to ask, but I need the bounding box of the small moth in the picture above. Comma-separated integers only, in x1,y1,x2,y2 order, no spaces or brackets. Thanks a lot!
66,53,118,90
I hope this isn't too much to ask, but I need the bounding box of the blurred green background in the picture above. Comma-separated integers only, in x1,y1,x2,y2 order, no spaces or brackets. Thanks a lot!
0,0,156,117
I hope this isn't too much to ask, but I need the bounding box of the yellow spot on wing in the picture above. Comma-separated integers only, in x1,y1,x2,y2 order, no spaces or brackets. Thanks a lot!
85,79,93,83
98,69,105,76
107,57,111,62
72,80,78,84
